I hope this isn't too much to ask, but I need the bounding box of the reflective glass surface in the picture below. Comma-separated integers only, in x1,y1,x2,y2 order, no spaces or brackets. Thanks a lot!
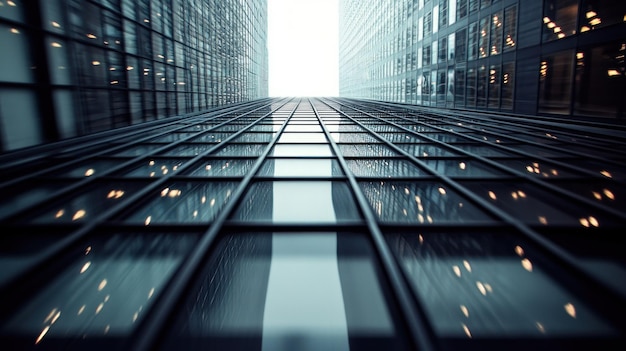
346,159,429,178
1,234,197,348
213,143,267,157
124,182,238,224
360,181,491,223
122,158,188,177
184,159,256,177
422,159,506,177
259,159,343,177
272,144,333,157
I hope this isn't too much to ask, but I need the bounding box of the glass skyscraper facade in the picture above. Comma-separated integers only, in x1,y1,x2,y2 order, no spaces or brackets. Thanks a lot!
339,0,626,120
0,0,268,152
1,97,625,350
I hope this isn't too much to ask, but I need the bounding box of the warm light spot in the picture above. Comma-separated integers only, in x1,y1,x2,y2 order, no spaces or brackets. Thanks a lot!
149,172,155,177
92,60,101,66
133,312,139,322
205,164,212,171
127,65,134,70
459,162,466,170
72,210,86,221
98,279,107,291
78,305,85,315
603,189,615,200
536,322,545,333
80,261,91,274
551,169,558,176
417,213,424,223
51,42,62,48
95,303,104,314
148,287,155,299
586,11,597,19
44,309,58,323
538,216,548,225
7,0,17,6
86,33,97,39
149,160,155,166
564,303,576,318
511,192,519,200
167,189,182,197
579,218,590,227
107,190,124,199
460,305,469,317
85,168,95,176
581,26,590,32
463,260,472,272
515,245,524,256
10,27,19,34
414,195,421,204
193,210,198,217
607,69,620,77
462,324,472,338
210,198,216,207
438,187,447,195
418,234,424,244
526,165,534,173
50,311,61,324
521,258,533,272
557,33,565,39
35,326,50,345
543,17,551,23
110,80,119,85
600,170,612,178
485,284,493,293
589,216,599,227
589,18,601,26
55,209,65,218
404,187,410,195
576,52,584,60
476,281,487,295
161,188,169,197
51,21,61,28
144,216,152,226
517,191,526,198
452,265,461,277
553,26,561,33
547,22,556,29
85,246,91,255
592,191,602,200
488,191,497,200
426,215,433,223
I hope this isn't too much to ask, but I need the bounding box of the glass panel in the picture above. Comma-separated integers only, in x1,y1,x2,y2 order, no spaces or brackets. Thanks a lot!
122,158,188,177
277,132,327,143
124,181,238,224
337,144,398,157
30,182,148,224
47,159,123,178
503,5,517,51
490,11,503,56
422,159,507,177
396,143,460,157
185,159,256,177
331,132,381,143
386,232,616,338
359,181,491,223
1,233,197,348
214,144,266,157
543,0,578,42
159,143,214,156
549,180,626,215
0,182,70,220
346,159,429,177
232,132,276,143
579,0,626,32
497,159,584,178
272,144,333,157
539,50,574,115
162,232,409,351
259,159,343,177
111,144,166,156
232,181,360,223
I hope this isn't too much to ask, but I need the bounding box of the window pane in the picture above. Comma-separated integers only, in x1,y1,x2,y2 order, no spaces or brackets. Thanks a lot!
501,62,515,109
260,159,343,177
543,0,578,42
185,158,256,177
539,50,574,115
346,159,429,177
504,5,517,51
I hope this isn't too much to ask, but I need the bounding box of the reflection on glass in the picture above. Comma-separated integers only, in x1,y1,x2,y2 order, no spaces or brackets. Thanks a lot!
0,233,61,285
162,232,408,351
396,143,459,157
1,234,197,348
123,159,187,177
549,181,624,214
232,182,360,223
259,159,343,177
188,132,233,143
125,182,238,224
386,232,615,338
160,143,215,156
232,132,276,143
46,159,123,178
278,133,327,143
360,181,490,223
272,144,333,157
422,159,506,177
0,183,70,219
346,159,429,177
377,132,429,143
497,159,583,178
284,125,323,132
111,144,165,156
149,132,197,143
337,144,398,157
31,182,146,223
213,143,267,157
461,181,611,226
185,159,256,177
330,132,381,143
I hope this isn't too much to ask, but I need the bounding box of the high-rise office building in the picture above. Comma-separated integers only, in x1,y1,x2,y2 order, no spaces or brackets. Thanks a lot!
0,0,268,152
339,0,626,120
0,97,625,350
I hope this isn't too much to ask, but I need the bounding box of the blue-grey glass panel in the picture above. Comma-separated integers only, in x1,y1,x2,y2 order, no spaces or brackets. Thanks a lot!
185,159,256,177
160,143,215,156
213,143,266,157
161,232,409,351
330,132,381,143
548,180,626,215
512,144,573,158
461,181,615,227
1,233,197,347
259,159,343,177
178,124,216,132
565,159,626,181
496,159,585,178
149,132,197,143
188,132,233,143
363,124,404,133
284,125,323,132
0,232,63,286
124,182,238,224
422,159,507,177
29,182,148,224
359,181,491,223
378,132,429,143
46,159,123,178
0,183,69,219
232,181,360,223
337,144,398,157
320,124,366,132
248,124,281,132
111,144,166,156
232,132,276,143
453,144,516,157
272,144,333,157
396,143,460,157
278,133,327,143
385,232,616,337
121,159,188,177
346,159,429,177
422,133,474,143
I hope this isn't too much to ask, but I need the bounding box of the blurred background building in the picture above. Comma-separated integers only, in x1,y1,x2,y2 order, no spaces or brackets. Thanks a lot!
0,0,268,152
339,0,626,120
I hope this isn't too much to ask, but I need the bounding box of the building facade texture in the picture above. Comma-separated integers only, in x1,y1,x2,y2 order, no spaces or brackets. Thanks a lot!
339,0,626,120
0,0,268,152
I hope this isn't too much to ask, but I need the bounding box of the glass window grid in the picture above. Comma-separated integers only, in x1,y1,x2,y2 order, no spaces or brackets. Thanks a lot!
1,99,626,348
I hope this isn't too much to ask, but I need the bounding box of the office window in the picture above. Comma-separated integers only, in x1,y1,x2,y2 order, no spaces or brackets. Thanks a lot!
469,0,479,13
468,22,478,60
539,50,574,115
490,11,503,55
439,37,448,63
542,0,578,42
504,5,517,51
423,45,431,67
446,68,455,107
432,40,438,65
477,64,488,107
481,0,491,9
466,66,476,107
457,0,468,20
455,29,467,62
454,67,466,106
439,0,448,29
424,11,432,36
501,61,515,109
579,0,626,32
479,16,489,58
448,33,456,62
488,64,501,108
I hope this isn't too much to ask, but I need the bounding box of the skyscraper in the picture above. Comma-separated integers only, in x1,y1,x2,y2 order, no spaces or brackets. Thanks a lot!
339,0,626,120
0,0,268,152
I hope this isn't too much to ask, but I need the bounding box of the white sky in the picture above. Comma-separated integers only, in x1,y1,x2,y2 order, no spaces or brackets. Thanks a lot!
267,0,339,97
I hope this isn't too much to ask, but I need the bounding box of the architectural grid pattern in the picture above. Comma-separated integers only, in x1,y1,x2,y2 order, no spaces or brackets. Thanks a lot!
0,98,625,350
